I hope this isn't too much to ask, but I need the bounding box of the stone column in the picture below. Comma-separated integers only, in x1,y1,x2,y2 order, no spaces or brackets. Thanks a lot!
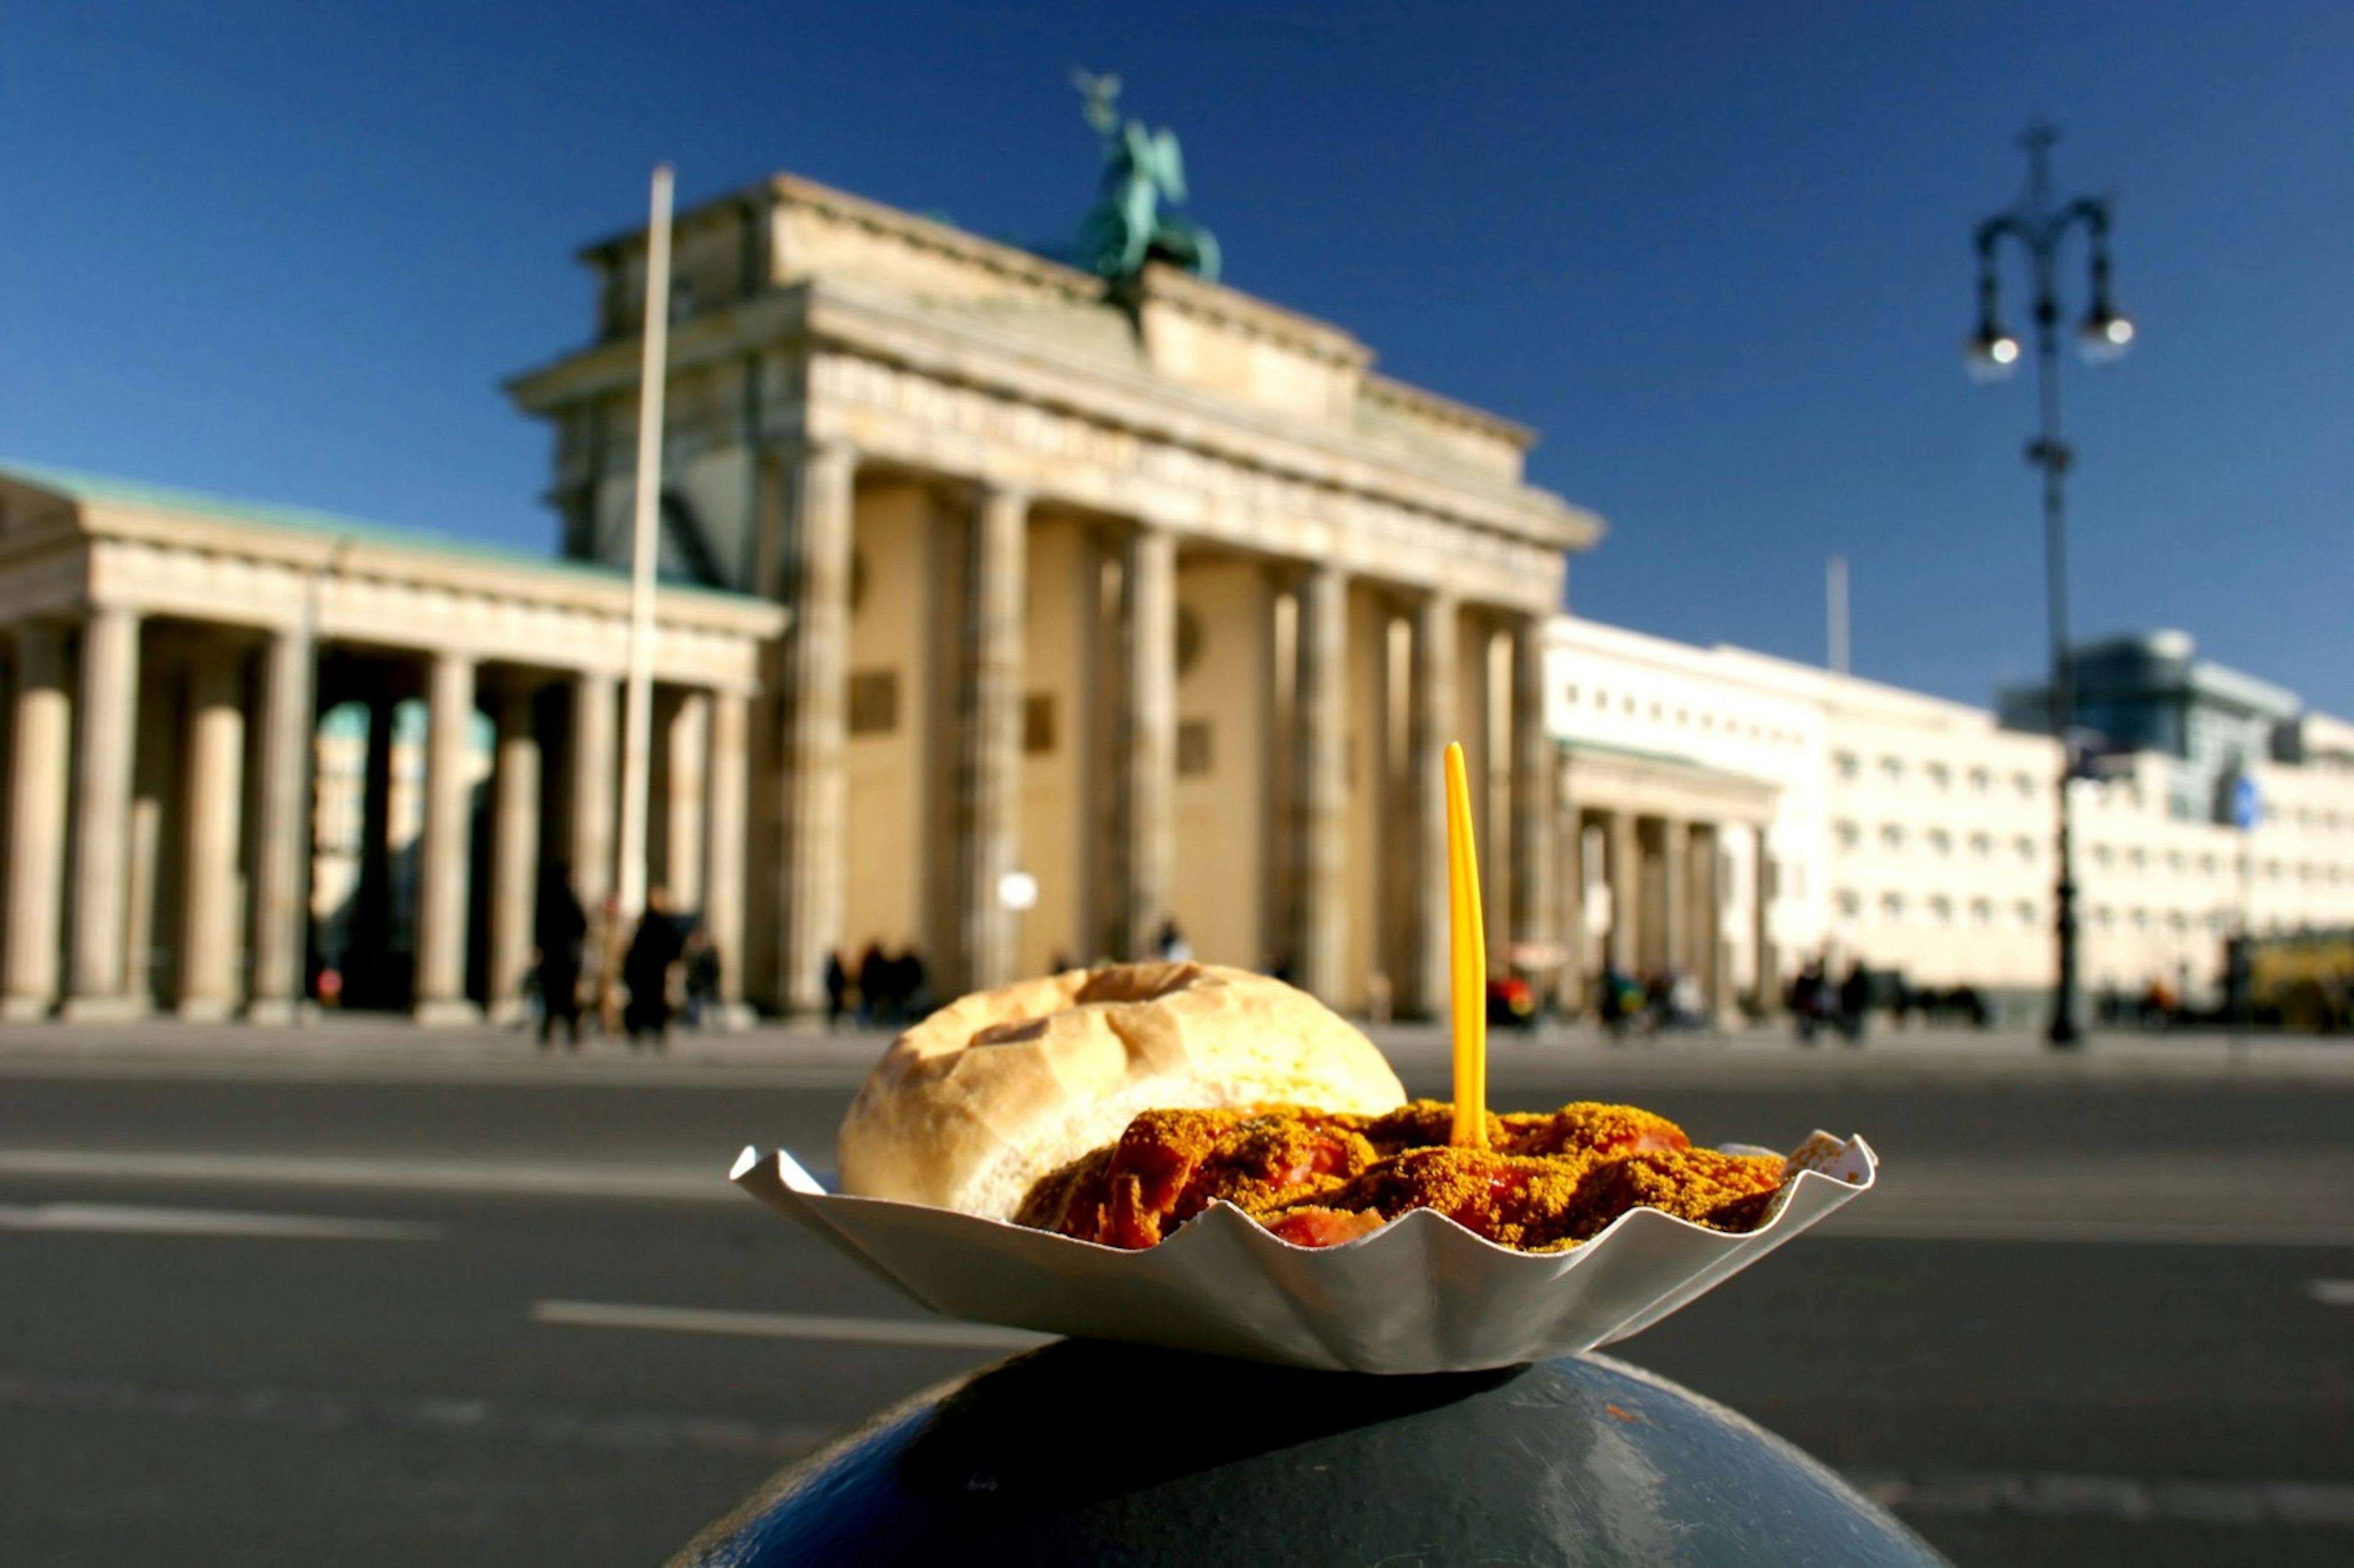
1691,823,1723,1013
1751,823,1779,1014
2,623,70,1018
1408,593,1458,1017
64,607,141,1019
664,689,709,913
246,626,313,1022
1559,807,1588,1016
413,652,478,1025
1295,565,1349,1002
1604,810,1639,972
177,648,246,1020
1119,525,1176,959
780,444,856,1011
961,487,1027,991
1509,617,1556,1003
569,671,617,910
703,687,750,1019
487,687,541,1022
1658,817,1689,977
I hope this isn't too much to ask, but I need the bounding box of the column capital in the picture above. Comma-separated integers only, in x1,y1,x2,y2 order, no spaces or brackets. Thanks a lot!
965,479,1033,512
774,438,859,476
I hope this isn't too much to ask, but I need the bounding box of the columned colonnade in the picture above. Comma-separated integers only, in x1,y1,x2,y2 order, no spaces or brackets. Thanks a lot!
1554,745,1780,1018
753,443,1563,1017
0,471,782,1022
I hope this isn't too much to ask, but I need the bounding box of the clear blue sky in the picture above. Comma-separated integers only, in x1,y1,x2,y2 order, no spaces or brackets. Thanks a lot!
5,2,2349,713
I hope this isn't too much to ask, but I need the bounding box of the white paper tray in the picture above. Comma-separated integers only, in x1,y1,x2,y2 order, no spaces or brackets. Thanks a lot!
730,1133,1875,1374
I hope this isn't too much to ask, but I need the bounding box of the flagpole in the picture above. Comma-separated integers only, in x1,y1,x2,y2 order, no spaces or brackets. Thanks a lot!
617,162,674,921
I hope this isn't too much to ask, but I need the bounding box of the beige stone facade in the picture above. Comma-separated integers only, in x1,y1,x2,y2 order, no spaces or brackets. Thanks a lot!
0,466,782,1022
507,173,1604,1014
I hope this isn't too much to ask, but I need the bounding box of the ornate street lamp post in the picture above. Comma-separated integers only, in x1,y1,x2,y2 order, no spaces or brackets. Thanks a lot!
1965,123,2135,1048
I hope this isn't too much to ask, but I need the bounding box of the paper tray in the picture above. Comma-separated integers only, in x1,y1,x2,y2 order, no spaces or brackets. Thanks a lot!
730,1134,1875,1375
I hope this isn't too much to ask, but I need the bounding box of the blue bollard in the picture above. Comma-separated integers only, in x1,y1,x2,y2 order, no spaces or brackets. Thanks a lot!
669,1339,1948,1566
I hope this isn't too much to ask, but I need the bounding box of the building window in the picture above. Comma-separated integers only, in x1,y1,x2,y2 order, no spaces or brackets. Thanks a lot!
1927,762,1951,791
2091,844,2114,869
2167,910,2188,933
1968,767,1991,794
2015,899,2038,927
2013,771,2036,799
2130,908,2149,931
1880,823,1906,851
1880,756,1905,784
1834,820,1860,851
1564,683,1580,706
1970,897,1994,927
1880,891,1906,925
1023,693,1056,755
2198,853,2217,875
2014,835,2036,861
2094,905,2115,930
1927,895,1953,926
1835,889,1861,919
1927,828,1952,856
2127,847,2147,872
1176,720,1214,777
847,669,899,736
1968,832,1992,859
2166,850,2184,873
1834,750,1860,780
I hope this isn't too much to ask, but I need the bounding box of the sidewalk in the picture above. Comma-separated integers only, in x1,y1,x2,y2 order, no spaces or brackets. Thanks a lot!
2,1010,2348,1084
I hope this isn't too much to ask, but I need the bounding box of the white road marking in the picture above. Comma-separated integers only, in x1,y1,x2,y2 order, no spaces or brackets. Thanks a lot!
0,1148,729,1201
530,1299,1053,1350
2306,1279,2354,1306
1851,1469,2354,1528
1824,1214,2354,1247
0,1201,440,1240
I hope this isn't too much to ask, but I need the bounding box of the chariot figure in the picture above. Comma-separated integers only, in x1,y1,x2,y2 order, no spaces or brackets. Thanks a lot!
1073,71,1221,283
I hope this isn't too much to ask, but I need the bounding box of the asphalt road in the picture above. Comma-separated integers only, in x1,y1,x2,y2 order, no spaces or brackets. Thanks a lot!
2,1039,2350,1566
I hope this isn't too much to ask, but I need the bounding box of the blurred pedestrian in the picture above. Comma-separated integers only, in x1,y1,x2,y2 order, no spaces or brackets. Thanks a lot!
1837,961,1871,1045
585,893,627,1037
1156,918,1192,962
534,862,587,1049
856,942,888,1027
895,945,929,1021
623,889,687,1049
1789,956,1824,1044
684,925,722,1029
823,950,850,1029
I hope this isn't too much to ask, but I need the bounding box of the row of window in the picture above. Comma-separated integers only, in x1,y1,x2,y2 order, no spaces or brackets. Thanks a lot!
1834,822,2036,861
1565,685,1804,751
1833,752,2039,797
1836,753,2354,835
1834,890,2241,936
1830,820,2350,885
1834,891,2038,929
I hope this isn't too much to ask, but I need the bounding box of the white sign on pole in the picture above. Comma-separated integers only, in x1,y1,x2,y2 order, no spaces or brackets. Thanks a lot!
997,871,1040,912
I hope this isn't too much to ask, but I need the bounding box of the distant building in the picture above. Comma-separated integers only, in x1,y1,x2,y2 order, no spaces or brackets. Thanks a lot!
1997,628,2306,820
1550,620,2354,1014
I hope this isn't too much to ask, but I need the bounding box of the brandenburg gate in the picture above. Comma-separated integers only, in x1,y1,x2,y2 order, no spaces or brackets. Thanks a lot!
508,172,1601,1016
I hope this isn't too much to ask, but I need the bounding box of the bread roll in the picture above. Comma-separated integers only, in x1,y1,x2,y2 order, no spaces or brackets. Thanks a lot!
838,962,1406,1219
